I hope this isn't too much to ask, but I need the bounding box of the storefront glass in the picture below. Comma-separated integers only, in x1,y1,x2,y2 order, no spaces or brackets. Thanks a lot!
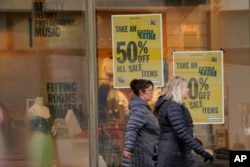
96,0,250,167
0,0,89,166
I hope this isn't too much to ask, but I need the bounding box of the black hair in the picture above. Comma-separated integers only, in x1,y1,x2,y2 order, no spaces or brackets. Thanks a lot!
130,79,154,96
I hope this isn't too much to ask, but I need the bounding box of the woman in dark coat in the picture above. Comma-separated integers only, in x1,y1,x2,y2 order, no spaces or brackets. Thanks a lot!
122,79,160,167
155,76,214,167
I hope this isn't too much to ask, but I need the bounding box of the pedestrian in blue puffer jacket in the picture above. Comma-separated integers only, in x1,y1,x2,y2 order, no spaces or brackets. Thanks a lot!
121,79,160,167
155,76,214,167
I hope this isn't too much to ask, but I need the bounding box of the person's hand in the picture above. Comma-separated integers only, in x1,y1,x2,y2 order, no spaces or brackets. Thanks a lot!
123,150,132,159
200,151,214,164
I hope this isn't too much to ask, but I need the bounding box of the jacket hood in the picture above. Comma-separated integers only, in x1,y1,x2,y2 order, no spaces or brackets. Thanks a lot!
155,96,171,111
155,95,166,111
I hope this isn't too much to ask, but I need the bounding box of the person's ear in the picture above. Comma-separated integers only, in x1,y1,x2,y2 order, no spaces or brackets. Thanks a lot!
139,89,144,95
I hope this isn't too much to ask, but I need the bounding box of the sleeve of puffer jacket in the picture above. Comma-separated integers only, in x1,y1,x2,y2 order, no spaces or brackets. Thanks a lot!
167,103,204,154
123,107,147,153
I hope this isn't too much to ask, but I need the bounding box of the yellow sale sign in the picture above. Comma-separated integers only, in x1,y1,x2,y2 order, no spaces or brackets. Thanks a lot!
112,14,163,88
173,51,224,124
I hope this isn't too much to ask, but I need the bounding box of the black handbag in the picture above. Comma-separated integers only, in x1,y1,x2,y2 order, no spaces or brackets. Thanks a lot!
152,144,158,161
152,154,158,161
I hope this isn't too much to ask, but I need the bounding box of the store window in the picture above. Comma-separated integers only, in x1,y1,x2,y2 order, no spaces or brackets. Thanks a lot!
96,0,250,167
0,0,90,166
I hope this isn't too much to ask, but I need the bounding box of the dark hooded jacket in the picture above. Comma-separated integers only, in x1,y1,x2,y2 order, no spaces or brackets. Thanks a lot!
155,96,204,167
121,94,160,167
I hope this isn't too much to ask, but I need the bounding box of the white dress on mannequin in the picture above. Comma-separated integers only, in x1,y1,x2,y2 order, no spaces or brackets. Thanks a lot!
27,97,56,167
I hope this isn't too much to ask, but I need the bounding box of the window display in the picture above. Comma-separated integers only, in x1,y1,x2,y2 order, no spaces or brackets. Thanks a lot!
26,97,56,167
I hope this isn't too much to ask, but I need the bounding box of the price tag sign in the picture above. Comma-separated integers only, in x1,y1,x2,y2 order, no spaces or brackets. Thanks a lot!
112,14,163,88
173,51,224,124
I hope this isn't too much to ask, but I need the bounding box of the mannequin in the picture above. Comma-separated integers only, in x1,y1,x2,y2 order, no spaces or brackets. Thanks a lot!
27,97,50,119
27,97,56,167
0,103,9,154
101,56,113,80
0,106,6,153
106,79,120,119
